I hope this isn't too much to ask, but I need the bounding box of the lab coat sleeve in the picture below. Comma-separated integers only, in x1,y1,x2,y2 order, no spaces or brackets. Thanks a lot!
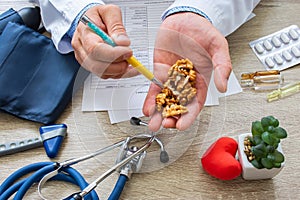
163,0,261,36
35,0,105,53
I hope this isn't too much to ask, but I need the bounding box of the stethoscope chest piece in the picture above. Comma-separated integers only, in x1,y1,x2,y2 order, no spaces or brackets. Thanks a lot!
116,137,147,178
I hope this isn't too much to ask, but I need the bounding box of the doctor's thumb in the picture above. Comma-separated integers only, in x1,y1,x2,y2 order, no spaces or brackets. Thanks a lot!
214,65,231,93
111,32,131,46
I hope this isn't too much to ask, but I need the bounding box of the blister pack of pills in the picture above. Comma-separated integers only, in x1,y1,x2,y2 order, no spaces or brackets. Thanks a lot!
249,25,300,71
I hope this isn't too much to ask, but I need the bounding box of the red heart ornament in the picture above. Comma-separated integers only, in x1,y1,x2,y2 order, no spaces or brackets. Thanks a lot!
201,137,242,180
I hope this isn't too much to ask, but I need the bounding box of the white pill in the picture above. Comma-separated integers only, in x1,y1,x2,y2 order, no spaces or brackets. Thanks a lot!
265,57,275,68
271,36,282,48
254,43,265,54
0,145,6,150
280,33,290,44
273,54,284,65
263,40,273,51
288,29,299,40
291,46,300,57
10,143,16,148
282,50,293,61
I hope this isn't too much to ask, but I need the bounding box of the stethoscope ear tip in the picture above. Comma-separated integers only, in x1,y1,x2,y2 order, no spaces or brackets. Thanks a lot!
130,117,142,125
130,117,149,127
160,150,169,163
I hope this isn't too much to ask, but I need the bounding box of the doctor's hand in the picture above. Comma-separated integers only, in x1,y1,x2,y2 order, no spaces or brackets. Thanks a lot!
143,12,232,131
72,5,138,79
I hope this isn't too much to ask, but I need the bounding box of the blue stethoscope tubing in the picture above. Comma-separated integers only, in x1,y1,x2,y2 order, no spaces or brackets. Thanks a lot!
107,175,127,200
0,134,155,200
0,161,100,200
0,162,99,200
0,161,127,200
0,155,138,200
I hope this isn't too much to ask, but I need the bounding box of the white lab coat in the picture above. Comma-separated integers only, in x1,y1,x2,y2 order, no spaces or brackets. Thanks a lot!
33,0,105,53
169,0,261,36
34,0,260,54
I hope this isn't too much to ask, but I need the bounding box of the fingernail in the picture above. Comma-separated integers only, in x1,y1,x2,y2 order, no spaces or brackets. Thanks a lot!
214,68,228,92
112,33,130,43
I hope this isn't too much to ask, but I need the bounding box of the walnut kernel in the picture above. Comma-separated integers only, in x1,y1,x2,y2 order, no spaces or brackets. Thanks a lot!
155,58,197,118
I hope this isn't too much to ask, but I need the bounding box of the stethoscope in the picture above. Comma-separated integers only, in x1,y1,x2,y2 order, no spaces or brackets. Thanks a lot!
0,118,169,200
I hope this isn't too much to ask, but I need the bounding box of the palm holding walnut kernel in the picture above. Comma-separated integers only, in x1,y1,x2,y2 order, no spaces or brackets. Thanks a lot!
143,12,232,132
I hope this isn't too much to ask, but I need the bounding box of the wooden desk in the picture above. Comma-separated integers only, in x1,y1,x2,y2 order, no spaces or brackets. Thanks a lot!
1,1,300,199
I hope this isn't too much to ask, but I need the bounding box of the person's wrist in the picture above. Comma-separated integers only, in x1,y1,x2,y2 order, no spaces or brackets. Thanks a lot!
162,6,212,23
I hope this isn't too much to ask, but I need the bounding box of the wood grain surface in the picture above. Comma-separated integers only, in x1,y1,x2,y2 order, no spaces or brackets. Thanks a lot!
0,1,299,199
